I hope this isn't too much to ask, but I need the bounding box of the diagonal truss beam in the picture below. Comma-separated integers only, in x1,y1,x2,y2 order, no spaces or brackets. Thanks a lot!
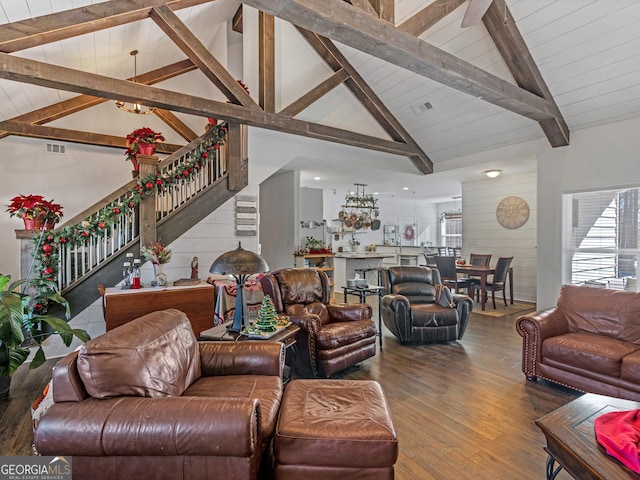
150,4,258,107
397,0,466,36
279,69,350,117
0,0,217,53
242,0,559,125
296,27,433,173
0,52,421,158
483,0,569,146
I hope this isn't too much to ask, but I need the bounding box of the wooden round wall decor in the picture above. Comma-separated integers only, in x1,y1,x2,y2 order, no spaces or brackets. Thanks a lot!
496,196,529,229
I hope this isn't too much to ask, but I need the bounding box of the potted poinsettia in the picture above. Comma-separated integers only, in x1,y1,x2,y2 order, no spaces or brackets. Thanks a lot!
125,127,165,171
6,194,64,230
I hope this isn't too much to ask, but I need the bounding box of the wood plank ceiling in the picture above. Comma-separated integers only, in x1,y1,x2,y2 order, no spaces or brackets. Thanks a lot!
0,0,639,193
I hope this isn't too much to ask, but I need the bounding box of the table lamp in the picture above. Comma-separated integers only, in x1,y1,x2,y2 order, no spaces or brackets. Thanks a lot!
210,242,269,332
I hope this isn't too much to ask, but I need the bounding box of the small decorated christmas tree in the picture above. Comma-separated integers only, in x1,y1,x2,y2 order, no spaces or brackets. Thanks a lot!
255,295,279,332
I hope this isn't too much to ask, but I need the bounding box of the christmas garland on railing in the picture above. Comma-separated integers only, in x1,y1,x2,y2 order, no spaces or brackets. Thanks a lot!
33,123,229,281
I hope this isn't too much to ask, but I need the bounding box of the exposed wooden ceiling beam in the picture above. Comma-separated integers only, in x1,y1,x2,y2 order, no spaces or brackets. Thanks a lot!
483,0,569,146
258,12,276,112
346,0,377,16
0,121,182,153
154,109,199,142
397,0,466,36
0,59,197,140
0,52,420,158
0,0,216,53
369,0,394,23
242,0,558,123
279,69,350,117
150,5,257,108
297,27,433,173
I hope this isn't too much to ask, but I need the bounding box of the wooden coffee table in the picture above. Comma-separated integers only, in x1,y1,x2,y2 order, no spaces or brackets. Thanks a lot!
536,393,640,480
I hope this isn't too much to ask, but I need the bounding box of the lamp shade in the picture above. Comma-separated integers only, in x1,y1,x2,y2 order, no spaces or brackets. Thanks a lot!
210,242,269,276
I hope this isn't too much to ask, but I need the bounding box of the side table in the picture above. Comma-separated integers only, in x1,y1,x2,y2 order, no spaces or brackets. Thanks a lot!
343,285,384,348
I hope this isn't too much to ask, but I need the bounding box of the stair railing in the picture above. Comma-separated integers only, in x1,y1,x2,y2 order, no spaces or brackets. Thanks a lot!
36,124,230,293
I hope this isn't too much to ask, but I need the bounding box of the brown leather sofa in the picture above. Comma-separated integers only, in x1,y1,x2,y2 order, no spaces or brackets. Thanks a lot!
260,268,377,377
517,285,640,401
380,266,474,343
34,309,285,480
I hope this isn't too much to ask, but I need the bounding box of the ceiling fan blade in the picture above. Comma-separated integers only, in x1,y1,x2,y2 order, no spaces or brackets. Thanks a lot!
461,0,493,27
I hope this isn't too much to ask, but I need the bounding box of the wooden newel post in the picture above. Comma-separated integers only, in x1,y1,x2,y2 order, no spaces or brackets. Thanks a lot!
227,121,248,191
15,229,39,279
137,154,159,253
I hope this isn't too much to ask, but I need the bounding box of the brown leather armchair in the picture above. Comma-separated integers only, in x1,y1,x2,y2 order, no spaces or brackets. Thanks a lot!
260,268,377,377
34,309,285,480
380,266,474,344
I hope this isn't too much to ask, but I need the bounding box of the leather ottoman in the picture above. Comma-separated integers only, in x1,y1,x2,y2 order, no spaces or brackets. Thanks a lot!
274,379,398,480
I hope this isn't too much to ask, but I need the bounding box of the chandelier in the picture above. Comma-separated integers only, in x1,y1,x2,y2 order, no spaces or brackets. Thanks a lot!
115,50,156,115
338,183,380,231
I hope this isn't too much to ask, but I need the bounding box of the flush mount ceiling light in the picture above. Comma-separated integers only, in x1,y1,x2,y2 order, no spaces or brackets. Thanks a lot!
115,50,156,115
485,170,502,178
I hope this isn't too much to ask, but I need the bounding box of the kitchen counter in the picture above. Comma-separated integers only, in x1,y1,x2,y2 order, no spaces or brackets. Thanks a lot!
333,254,395,289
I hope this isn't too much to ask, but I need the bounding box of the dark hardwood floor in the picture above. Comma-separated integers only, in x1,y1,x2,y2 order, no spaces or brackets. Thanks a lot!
0,307,580,479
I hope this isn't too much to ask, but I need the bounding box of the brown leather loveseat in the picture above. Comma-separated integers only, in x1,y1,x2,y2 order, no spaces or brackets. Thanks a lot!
34,309,285,480
517,285,640,401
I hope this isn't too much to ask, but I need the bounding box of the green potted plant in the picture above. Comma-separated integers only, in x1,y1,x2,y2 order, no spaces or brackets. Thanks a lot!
6,194,64,230
0,274,90,398
125,127,165,171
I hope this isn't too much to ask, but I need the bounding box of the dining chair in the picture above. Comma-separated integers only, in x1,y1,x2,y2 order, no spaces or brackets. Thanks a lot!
434,255,473,294
423,253,437,267
472,256,513,309
469,253,491,267
468,254,492,301
436,247,449,256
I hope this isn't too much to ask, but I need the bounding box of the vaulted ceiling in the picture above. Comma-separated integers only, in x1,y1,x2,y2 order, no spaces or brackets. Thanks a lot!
1,0,639,201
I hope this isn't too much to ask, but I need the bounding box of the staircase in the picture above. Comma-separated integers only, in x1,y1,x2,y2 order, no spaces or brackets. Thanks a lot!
41,123,248,315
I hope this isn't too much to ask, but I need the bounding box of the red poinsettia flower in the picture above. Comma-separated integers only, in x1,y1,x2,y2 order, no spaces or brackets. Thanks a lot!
125,127,165,161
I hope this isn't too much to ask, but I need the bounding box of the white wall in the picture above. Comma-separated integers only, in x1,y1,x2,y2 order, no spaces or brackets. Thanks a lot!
462,172,537,302
259,170,298,271
537,117,640,309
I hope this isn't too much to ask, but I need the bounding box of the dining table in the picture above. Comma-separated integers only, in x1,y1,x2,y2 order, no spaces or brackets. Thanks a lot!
455,264,514,311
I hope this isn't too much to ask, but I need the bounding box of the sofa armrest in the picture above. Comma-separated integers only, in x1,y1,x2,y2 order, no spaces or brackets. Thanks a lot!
35,396,261,458
452,294,474,339
381,294,412,342
515,307,569,378
199,341,284,378
326,303,373,322
51,351,88,403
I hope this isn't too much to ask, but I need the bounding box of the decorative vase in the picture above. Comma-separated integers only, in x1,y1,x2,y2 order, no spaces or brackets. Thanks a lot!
154,263,168,287
137,142,156,156
21,213,45,230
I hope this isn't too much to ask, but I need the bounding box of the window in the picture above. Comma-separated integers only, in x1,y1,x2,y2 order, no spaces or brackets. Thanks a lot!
563,188,638,291
441,213,462,248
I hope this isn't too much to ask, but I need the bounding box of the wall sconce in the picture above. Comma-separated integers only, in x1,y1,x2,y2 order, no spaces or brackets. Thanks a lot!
485,170,501,178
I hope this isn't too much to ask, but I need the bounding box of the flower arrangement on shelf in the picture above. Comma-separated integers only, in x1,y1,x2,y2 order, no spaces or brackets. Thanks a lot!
141,241,172,265
125,127,165,169
30,123,228,282
6,194,64,229
302,237,332,254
